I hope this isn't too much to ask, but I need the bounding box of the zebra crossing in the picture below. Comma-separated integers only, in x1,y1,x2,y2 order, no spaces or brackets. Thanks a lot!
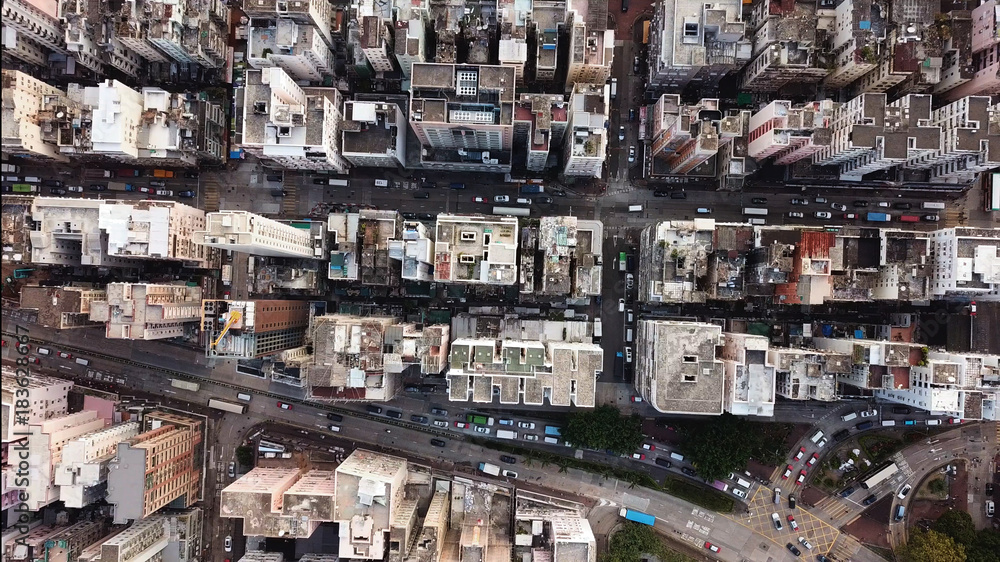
202,177,220,212
828,533,865,561
281,182,297,216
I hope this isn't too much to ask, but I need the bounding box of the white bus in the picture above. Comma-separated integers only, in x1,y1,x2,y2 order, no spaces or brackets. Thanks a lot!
171,379,201,392
921,202,946,210
208,398,247,414
743,207,768,216
990,174,1000,212
861,462,899,489
328,178,349,187
493,206,530,217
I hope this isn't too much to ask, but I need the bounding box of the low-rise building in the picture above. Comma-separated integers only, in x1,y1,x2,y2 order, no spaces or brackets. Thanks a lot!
769,348,846,402
89,283,202,340
196,210,324,259
247,18,332,82
18,285,105,330
720,333,776,417
388,220,435,282
746,100,836,165
928,227,1000,298
879,351,1000,421
341,100,407,168
634,320,725,415
1,70,71,162
521,216,603,297
220,467,313,537
334,450,408,559
563,84,609,178
433,214,519,285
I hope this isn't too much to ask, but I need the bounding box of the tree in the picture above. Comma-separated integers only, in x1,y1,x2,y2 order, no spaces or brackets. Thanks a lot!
675,413,791,482
602,522,666,562
967,529,1000,562
933,511,976,547
235,445,254,468
561,405,644,456
898,529,965,562
929,478,948,495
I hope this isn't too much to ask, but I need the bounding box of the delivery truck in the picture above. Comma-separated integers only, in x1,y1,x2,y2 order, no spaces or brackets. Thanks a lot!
107,181,135,192
520,184,544,194
84,168,113,179
478,462,501,476
496,430,518,440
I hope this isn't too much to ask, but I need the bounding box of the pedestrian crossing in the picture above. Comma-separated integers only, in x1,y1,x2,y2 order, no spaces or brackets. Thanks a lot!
281,183,297,216
828,533,864,561
202,178,220,212
942,208,965,227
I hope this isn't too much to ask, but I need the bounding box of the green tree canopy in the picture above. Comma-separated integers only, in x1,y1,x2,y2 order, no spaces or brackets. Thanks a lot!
235,445,254,467
899,529,966,562
967,529,1000,562
602,522,667,562
933,511,976,547
562,405,644,456
675,413,791,481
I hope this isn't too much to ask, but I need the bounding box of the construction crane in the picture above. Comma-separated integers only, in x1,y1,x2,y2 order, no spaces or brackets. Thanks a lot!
211,310,242,348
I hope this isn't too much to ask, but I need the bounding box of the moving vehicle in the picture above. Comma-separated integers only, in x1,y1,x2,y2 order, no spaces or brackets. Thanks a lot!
899,215,920,222
751,197,768,205
866,212,891,222
655,457,672,468
83,169,113,179
228,462,236,478
224,536,232,552
208,399,247,414
631,453,646,460
814,212,832,219
178,190,196,198
743,207,768,216
544,426,562,436
894,202,912,210
475,426,490,434
782,465,793,479
478,462,501,476
619,126,625,141
466,414,495,426
863,494,878,506
328,179,350,186
517,421,535,429
790,198,808,205
641,443,655,451
794,447,806,460
496,430,518,440
853,200,869,207
67,185,84,192
413,191,430,199
619,508,655,526
493,206,530,217
155,189,173,197
732,488,747,498
450,182,466,190
152,169,174,178
921,201,946,210
499,455,517,464
704,542,720,553
171,379,201,392
797,537,813,550
831,203,847,211
277,402,292,410
454,421,469,429
923,215,940,221
897,483,912,499
374,179,389,187
430,438,446,447
473,196,487,203
628,146,636,162
797,470,807,484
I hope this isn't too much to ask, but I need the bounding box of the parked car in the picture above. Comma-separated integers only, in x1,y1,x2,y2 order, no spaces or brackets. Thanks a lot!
431,438,447,447
844,213,857,219
641,443,656,450
772,513,783,530
863,494,878,506
413,191,430,199
535,196,553,204
631,453,645,460
433,420,448,428
782,465,793,479
224,537,232,552
473,196,488,203
619,126,625,141
786,543,801,556
808,453,819,466
923,215,940,222
524,434,538,441
814,211,832,219
502,469,518,478
732,488,747,499
790,198,809,205
58,351,73,359
67,185,84,193
814,197,828,204
178,190,195,197
454,421,469,429
277,402,292,410
150,180,166,187
155,189,173,197
787,515,799,531
751,197,768,205
139,186,153,193
797,470,807,484
475,426,490,434
853,200,869,207
703,542,720,553
793,447,806,461
788,212,804,218
798,537,814,550
653,190,669,197
628,146,636,163
500,455,517,464
495,195,510,203
49,188,67,195
430,407,448,416
681,466,697,477
228,462,236,478
517,421,535,429
90,184,108,191
898,484,912,499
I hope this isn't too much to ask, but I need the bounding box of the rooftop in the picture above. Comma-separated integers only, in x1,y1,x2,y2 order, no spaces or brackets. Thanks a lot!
638,320,725,415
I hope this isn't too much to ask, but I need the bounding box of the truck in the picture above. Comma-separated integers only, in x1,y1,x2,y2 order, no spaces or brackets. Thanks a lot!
478,462,501,476
107,181,135,192
116,168,140,177
520,184,544,194
328,178,350,187
84,168,113,179
610,78,618,100
593,318,602,339
152,169,174,178
467,414,495,426
619,508,655,526
171,379,201,392
496,430,518,440
544,426,562,437
866,212,891,222
614,354,624,379
221,264,232,286
1,163,20,173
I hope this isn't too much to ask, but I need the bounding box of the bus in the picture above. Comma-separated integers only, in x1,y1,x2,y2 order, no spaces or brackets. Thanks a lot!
171,379,200,392
492,206,530,217
11,183,36,193
921,202,946,210
328,179,349,186
258,439,285,452
208,398,247,414
989,174,1000,212
619,251,627,272
861,462,899,489
742,207,768,216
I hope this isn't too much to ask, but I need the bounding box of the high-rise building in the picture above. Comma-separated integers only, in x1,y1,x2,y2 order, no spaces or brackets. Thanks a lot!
740,0,826,92
1,370,73,442
646,96,747,176
823,0,878,89
393,19,426,79
197,210,322,258
54,421,141,508
388,219,435,282
1,0,66,60
19,285,106,330
202,299,313,359
408,63,516,173
21,411,106,510
928,227,1000,298
563,5,614,92
340,100,407,168
634,320,725,415
333,450,407,559
361,16,395,73
106,411,203,523
512,93,569,173
1,70,71,162
497,0,529,81
432,214,519,285
89,283,203,340
562,84,609,178
938,0,1000,101
220,467,334,538
906,96,1000,184
247,18,332,82
747,100,836,165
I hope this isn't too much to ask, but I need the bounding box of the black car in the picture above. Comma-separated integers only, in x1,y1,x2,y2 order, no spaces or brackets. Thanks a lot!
402,212,418,219
42,179,62,187
367,405,383,415
853,200,869,207
178,190,196,198
431,407,448,416
50,188,67,195
629,108,636,121
418,213,435,220
751,197,768,205
856,421,874,430
271,190,287,197
863,494,878,506
669,191,687,199
410,415,429,424
404,385,421,392
386,410,403,419
626,255,635,272
326,413,344,422
681,466,697,477
894,202,912,210
654,458,672,468
786,543,801,556
420,384,436,393
986,483,994,496
833,428,850,442
535,196,553,204
313,178,328,184
184,171,199,179
266,175,283,182
500,455,517,464
788,494,796,509
551,189,567,197
90,184,107,191
653,190,670,197
840,486,856,497
413,191,430,199
430,438,447,447
892,406,912,414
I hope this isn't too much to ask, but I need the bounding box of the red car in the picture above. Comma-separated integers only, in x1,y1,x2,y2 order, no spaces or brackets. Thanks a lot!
473,196,487,203
630,396,643,403
782,465,793,479
277,402,292,410
1,339,7,347
808,453,819,466
787,515,799,531
793,447,806,461
703,542,720,553
797,470,807,484
139,186,153,193
454,421,469,429
631,453,645,460
58,351,72,359
641,443,655,451
27,357,40,364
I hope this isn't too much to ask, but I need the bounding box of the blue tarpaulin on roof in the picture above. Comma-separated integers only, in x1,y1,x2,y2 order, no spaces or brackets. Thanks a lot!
855,329,865,339
822,325,834,337
859,21,871,29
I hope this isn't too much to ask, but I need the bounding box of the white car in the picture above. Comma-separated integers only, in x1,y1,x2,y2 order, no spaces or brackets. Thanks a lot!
224,536,232,552
67,185,84,193
619,126,625,141
771,513,783,530
618,298,625,312
788,211,804,218
831,203,847,212
628,146,636,163
475,426,491,434
877,201,890,208
502,469,518,478
817,438,828,448
859,409,877,418
625,347,632,363
524,434,538,441
641,443,656,450
732,488,747,499
517,421,535,429
494,195,509,203
155,189,173,197
798,537,814,550
625,273,634,290
814,212,832,219
897,484,912,499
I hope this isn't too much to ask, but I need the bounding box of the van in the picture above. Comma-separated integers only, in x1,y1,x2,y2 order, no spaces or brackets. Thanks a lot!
732,475,752,488
516,197,531,205
892,406,912,414
669,451,685,462
894,505,905,521
881,420,896,427
625,329,633,343
374,179,389,187
774,488,782,504
855,421,874,431
655,458,672,468
669,191,687,199
74,357,90,366
628,205,643,212
37,347,51,356
23,176,41,183
270,189,286,197
749,218,766,225
544,436,560,444
841,412,858,422
809,430,824,444
237,393,252,402
329,425,341,432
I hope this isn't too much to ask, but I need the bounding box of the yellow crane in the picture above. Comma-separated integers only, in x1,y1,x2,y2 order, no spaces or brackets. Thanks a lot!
212,310,242,348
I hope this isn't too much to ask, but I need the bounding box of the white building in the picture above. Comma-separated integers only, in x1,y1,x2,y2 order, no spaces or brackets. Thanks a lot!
333,450,407,559
1,369,72,443
197,210,321,258
746,100,836,165
928,227,1000,298
247,19,332,82
393,19,426,79
432,214,519,285
562,83,608,178
89,283,203,340
1,70,70,162
634,320,725,415
906,96,1000,184
563,9,614,91
720,333,776,417
1,0,66,57
83,80,144,159
360,16,395,73
823,0,878,89
20,411,106,511
388,221,435,282
54,421,141,508
878,352,1000,421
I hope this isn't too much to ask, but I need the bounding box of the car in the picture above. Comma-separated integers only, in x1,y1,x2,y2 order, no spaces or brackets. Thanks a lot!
413,191,430,199
551,189,567,197
619,126,626,141
817,437,827,448
681,466,697,477
418,213,435,220
327,412,344,422
517,421,535,429
313,178,328,185
794,447,806,461
787,515,799,531
27,356,40,365
894,202,912,210
863,494,878,506
224,536,232,552
797,537,813,550
789,494,796,509
499,418,514,426
184,170,199,179
814,197,828,204
831,203,847,211
386,410,403,419
986,483,994,496
969,301,977,317
814,211,832,219
410,415,429,424
790,198,809,205
641,443,656,450
67,185,84,193
629,108,636,121
843,213,857,219
618,297,625,312
782,465,793,479
150,180,166,187
897,484,912,499
892,406,912,414
155,189,173,197
277,401,292,410
58,351,72,359
833,428,850,442
431,438,447,447
495,195,510,203
500,455,517,464
475,426,490,434
853,200,869,207
788,212,804,218
732,488,747,498
808,453,819,466
631,453,646,460
473,196,487,203
631,395,643,403
524,434,538,441
90,184,108,191
625,273,634,290
703,542,721,553
751,197,768,205
652,190,669,197
535,196,553,204
502,469,519,478
922,215,940,222
43,179,63,188
625,347,632,363
797,470,807,484
139,186,153,193
859,409,876,417
948,417,963,424
49,188,67,195
633,56,640,72
877,201,890,208
454,421,469,429
430,407,448,416
772,513,783,530
786,543,801,556
178,190,195,197
266,175,283,182
228,461,236,478
433,420,448,427
840,486,856,498
628,146,636,163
